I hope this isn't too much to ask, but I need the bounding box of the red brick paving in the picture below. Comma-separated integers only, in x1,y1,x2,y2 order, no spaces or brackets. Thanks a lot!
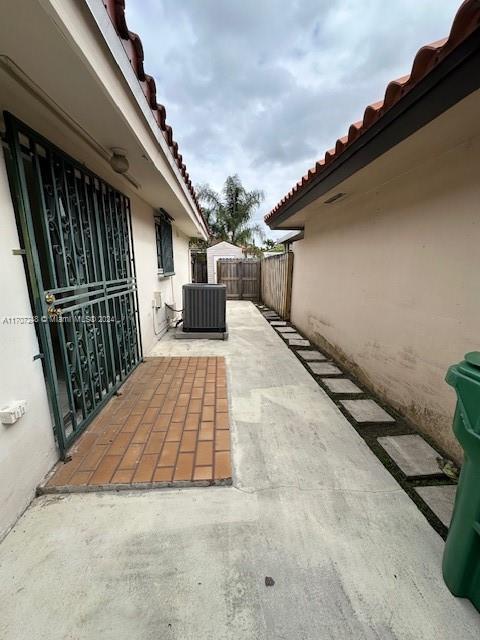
44,357,232,491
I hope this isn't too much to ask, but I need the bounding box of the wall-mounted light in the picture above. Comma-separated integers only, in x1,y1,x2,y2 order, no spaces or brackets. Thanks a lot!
109,147,129,174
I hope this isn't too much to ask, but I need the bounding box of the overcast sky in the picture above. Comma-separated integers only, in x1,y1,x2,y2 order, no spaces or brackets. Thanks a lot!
125,0,461,238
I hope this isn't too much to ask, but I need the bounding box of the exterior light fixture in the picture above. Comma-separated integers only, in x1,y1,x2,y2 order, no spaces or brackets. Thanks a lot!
109,147,129,174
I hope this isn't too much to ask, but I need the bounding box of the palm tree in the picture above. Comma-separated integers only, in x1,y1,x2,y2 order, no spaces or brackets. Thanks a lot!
263,239,276,250
197,175,265,246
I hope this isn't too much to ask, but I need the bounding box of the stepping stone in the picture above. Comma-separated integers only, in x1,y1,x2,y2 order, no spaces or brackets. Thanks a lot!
307,362,342,376
297,350,327,362
270,321,287,326
286,333,304,342
341,399,394,423
288,339,310,347
276,326,297,333
415,485,457,527
263,312,278,317
378,435,441,476
322,378,363,394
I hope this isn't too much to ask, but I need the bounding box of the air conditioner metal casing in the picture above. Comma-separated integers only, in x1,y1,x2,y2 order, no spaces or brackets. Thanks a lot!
182,284,226,332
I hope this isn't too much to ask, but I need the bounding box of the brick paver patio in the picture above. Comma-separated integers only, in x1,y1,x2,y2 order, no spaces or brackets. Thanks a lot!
43,357,232,491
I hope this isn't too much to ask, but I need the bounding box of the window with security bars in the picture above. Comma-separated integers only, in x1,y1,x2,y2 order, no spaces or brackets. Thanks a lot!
154,210,175,276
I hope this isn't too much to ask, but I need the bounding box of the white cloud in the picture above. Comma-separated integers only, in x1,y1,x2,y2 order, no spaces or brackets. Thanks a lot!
125,0,462,237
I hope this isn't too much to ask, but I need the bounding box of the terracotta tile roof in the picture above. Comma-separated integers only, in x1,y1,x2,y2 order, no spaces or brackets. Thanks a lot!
265,0,480,226
102,0,208,233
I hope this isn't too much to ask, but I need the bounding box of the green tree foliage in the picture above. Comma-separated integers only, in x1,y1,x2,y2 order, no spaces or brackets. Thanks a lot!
262,239,284,253
197,175,265,246
263,239,276,250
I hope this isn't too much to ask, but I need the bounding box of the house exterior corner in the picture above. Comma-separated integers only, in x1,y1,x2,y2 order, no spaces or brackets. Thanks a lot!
288,109,480,460
0,0,208,538
265,15,480,462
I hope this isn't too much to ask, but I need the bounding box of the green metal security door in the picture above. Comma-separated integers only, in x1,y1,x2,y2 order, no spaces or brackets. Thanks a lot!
5,114,142,456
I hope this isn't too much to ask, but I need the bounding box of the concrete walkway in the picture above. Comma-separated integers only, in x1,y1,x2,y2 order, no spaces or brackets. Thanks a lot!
0,302,478,639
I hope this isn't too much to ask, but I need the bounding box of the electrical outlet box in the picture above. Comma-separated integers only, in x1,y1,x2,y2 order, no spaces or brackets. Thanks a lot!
153,291,162,309
0,400,27,425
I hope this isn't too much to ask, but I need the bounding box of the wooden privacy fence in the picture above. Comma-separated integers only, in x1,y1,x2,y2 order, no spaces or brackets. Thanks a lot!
261,252,294,319
217,258,261,300
191,251,207,283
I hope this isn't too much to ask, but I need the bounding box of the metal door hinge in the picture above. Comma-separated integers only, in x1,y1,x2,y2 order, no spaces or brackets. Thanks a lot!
12,248,26,255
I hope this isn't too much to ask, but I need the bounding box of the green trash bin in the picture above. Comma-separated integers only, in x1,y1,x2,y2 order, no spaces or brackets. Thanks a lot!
442,351,480,611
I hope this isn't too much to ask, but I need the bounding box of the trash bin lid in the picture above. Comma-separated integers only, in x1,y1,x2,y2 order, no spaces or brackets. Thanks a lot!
465,352,480,368
455,352,480,385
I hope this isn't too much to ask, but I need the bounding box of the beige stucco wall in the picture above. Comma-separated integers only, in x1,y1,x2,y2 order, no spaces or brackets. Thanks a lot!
290,132,480,461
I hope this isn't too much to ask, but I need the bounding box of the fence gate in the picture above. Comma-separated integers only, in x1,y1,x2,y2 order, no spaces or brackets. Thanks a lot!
5,114,142,456
217,258,260,300
261,252,294,319
191,251,207,283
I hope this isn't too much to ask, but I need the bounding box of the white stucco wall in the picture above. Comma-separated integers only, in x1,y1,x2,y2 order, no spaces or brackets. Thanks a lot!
131,194,190,354
0,0,198,540
206,242,243,283
290,132,480,461
0,148,191,539
0,149,58,541
0,154,191,541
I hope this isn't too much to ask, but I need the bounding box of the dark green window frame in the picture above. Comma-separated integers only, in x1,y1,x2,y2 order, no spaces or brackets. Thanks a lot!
154,209,175,277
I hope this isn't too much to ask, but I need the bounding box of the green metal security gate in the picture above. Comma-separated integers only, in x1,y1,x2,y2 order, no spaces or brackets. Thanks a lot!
5,114,142,456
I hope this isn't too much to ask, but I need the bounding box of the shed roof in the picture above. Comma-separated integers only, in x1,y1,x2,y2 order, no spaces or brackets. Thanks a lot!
207,240,243,251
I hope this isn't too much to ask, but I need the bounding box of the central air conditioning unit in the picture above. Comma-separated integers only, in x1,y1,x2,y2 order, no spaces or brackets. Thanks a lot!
178,284,227,339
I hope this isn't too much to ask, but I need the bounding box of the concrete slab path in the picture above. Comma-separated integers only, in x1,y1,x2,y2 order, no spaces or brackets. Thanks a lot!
415,485,458,527
378,434,442,477
322,377,364,394
297,349,327,361
0,302,478,639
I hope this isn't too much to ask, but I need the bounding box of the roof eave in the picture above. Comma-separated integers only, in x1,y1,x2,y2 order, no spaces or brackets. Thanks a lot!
91,0,209,237
267,29,480,229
